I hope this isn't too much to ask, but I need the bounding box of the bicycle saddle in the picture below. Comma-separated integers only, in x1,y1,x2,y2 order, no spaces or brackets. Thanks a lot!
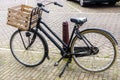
70,17,87,25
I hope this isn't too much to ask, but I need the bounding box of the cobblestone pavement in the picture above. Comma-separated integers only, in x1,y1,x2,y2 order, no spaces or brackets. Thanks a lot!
0,0,120,80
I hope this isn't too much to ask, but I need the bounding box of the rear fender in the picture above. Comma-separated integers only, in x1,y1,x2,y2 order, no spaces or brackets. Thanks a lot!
81,28,118,45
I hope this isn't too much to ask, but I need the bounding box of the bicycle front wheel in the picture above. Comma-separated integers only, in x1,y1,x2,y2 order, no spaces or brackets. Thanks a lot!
10,29,48,67
71,29,117,72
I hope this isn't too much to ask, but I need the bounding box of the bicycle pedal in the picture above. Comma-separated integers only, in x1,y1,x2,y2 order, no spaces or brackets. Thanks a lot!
54,62,59,66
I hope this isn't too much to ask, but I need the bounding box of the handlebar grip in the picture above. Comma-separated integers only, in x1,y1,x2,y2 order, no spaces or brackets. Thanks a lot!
37,3,44,7
54,2,63,7
41,8,49,13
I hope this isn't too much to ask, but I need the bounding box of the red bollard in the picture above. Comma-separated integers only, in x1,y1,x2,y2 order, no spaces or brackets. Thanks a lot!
61,21,69,57
62,21,69,46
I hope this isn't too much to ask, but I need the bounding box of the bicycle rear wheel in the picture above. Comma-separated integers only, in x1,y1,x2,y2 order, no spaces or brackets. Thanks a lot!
10,29,48,67
71,29,117,72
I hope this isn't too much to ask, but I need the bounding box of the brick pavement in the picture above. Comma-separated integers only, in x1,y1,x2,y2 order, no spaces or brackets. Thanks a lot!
0,0,120,80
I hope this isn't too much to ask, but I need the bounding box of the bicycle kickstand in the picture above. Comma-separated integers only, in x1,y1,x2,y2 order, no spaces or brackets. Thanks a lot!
59,58,71,77
54,53,67,66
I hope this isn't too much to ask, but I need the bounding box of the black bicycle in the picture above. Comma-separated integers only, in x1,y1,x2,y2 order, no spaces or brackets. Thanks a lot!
10,1,118,77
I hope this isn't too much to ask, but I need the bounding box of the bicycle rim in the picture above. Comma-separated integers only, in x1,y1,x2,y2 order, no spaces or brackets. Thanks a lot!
10,30,46,67
71,29,117,72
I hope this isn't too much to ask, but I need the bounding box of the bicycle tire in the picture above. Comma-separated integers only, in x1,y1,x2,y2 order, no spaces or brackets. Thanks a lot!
10,29,48,67
71,29,117,72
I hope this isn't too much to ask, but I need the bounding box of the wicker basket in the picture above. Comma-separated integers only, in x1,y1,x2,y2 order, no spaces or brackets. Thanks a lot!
7,4,40,30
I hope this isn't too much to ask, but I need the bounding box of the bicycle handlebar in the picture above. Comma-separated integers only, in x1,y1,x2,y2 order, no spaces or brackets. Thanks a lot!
37,2,63,13
37,3,45,7
54,2,63,7
41,8,49,13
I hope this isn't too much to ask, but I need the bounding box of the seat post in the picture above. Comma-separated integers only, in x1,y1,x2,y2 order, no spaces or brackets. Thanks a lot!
67,25,77,48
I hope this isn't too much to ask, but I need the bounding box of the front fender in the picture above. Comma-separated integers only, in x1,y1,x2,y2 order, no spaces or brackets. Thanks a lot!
31,29,50,60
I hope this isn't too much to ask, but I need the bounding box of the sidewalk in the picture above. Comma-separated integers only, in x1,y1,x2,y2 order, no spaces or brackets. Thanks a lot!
0,0,120,80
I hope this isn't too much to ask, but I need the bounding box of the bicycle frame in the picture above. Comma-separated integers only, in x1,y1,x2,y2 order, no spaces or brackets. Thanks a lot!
35,17,77,56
